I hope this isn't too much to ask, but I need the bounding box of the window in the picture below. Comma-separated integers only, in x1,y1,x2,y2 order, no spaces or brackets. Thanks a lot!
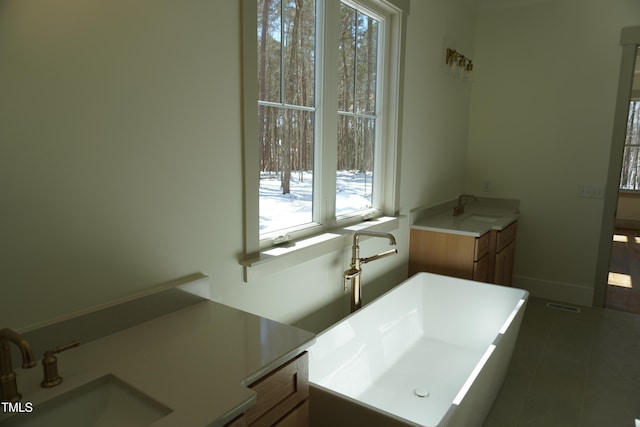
243,0,406,260
620,100,640,190
257,0,317,236
335,4,379,218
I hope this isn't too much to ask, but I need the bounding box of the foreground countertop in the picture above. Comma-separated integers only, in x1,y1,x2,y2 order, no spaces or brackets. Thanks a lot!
411,197,519,237
2,300,315,426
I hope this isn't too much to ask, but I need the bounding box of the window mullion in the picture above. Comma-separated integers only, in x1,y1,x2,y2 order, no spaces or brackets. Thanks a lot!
280,0,285,104
316,0,340,226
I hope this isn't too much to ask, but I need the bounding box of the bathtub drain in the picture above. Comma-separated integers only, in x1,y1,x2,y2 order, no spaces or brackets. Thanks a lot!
414,388,429,398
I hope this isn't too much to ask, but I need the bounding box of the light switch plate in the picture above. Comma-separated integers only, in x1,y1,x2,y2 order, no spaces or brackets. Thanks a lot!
577,184,604,198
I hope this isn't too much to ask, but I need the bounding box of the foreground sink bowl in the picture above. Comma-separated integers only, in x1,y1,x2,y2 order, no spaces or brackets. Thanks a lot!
0,375,171,427
467,214,501,223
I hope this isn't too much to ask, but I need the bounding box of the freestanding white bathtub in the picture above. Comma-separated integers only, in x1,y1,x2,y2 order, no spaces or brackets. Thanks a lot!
308,272,528,427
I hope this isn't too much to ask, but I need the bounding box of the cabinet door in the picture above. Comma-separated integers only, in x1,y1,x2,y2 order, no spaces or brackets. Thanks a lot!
496,222,517,252
474,232,490,261
246,352,308,427
494,240,516,286
473,254,490,282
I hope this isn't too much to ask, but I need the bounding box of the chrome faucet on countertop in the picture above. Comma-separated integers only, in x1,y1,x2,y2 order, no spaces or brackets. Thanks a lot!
1,328,37,402
453,194,477,216
343,231,397,313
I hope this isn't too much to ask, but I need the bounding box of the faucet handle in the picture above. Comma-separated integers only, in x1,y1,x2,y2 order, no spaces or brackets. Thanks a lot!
41,341,79,388
343,267,360,290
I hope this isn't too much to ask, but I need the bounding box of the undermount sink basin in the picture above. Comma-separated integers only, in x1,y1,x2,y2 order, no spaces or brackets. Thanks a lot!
466,214,501,223
0,375,171,427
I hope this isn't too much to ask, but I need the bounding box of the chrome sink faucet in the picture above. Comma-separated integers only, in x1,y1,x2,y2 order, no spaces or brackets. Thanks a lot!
453,194,477,216
343,231,397,313
1,328,37,402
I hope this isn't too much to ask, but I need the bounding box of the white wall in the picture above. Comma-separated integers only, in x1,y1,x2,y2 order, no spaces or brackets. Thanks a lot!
467,0,640,305
1,0,476,332
400,0,477,209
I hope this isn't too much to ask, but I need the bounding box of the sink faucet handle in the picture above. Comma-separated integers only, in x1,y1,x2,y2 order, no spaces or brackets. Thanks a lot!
41,341,79,388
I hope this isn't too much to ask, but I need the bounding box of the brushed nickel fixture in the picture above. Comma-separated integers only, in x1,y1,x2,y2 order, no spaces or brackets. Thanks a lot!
344,231,397,312
41,341,80,388
0,328,37,402
453,194,477,216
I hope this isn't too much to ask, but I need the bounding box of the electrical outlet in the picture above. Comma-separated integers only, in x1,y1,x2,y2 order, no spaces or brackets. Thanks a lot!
483,179,491,192
577,184,604,198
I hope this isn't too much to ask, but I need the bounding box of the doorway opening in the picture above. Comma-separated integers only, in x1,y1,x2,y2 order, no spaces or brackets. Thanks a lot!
607,228,640,313
606,46,640,314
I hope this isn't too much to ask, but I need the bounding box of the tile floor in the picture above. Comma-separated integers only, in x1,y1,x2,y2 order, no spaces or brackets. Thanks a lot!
483,296,640,427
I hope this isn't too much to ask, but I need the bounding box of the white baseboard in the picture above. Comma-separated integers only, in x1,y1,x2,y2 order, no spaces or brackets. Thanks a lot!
513,275,594,307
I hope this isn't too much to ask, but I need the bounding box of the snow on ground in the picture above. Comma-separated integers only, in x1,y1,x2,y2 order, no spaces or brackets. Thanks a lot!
260,170,373,234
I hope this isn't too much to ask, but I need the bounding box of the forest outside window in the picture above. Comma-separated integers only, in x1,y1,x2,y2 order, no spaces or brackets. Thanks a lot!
620,100,640,190
258,0,317,236
248,0,404,251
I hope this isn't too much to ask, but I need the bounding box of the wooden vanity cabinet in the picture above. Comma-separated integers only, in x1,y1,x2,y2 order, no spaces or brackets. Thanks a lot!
225,352,309,427
409,221,517,286
409,229,490,282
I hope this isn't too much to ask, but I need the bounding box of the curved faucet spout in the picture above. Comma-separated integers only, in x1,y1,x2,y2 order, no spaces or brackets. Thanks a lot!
353,230,397,246
453,194,477,216
1,328,36,402
0,328,36,369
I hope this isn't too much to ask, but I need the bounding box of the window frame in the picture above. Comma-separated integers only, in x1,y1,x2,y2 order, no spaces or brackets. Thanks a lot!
619,99,640,192
618,47,640,192
241,0,407,279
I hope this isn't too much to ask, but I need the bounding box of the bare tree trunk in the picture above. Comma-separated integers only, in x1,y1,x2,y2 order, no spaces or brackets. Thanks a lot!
258,0,271,172
282,0,303,194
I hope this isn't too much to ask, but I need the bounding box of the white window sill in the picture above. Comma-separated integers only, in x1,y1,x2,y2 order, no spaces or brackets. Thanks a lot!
240,216,400,283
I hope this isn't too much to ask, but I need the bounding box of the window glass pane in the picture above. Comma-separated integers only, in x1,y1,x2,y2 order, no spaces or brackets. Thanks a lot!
336,4,379,216
258,106,315,235
283,0,315,106
336,115,375,216
627,101,640,146
355,14,377,115
338,5,356,112
258,0,316,237
258,0,281,103
620,101,640,190
621,145,640,190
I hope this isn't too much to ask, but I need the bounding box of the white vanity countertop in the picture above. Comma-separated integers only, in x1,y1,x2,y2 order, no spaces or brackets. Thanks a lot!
411,197,520,237
2,300,315,426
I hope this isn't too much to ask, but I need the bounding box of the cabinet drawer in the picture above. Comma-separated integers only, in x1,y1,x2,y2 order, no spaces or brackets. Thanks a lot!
246,352,309,427
274,401,309,427
474,232,490,261
225,414,248,427
496,221,517,253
